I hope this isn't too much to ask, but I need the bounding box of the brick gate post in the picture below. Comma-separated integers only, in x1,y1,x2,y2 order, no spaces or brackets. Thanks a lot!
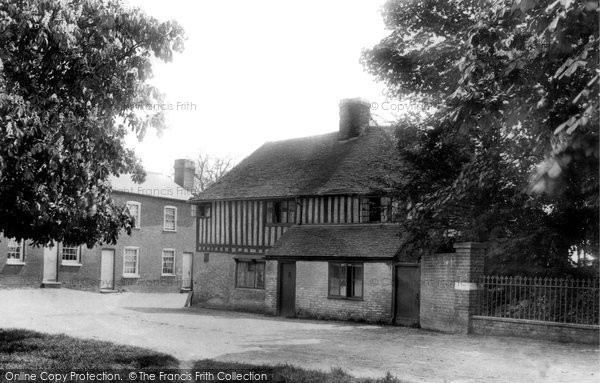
420,242,486,333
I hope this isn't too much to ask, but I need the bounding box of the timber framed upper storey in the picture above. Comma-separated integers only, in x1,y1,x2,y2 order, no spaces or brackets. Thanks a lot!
191,103,402,255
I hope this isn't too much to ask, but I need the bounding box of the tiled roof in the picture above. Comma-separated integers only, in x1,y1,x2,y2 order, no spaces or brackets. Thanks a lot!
265,224,403,260
191,127,399,201
109,172,192,201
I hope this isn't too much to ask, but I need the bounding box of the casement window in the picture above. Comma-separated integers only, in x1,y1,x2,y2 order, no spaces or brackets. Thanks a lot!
61,244,81,265
161,249,176,276
195,203,211,218
123,247,140,277
235,260,265,289
328,262,363,299
7,238,24,264
266,200,295,224
163,206,177,231
361,196,382,223
126,201,141,228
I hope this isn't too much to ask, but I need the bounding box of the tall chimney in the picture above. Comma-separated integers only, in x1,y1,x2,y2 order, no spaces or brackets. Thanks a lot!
339,98,371,140
174,159,195,192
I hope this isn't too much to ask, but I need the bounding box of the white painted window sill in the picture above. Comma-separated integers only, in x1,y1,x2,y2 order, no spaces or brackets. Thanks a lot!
122,274,140,279
6,261,25,265
161,274,176,277
61,262,82,267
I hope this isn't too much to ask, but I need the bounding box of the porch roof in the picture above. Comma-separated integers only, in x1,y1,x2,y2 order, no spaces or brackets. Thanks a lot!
264,224,403,261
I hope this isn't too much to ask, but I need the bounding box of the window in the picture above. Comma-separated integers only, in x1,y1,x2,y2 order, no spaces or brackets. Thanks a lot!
126,201,141,228
235,260,265,289
61,244,81,265
123,247,139,277
266,200,295,224
361,197,382,223
163,206,177,231
162,249,176,275
196,203,211,218
7,238,24,264
328,262,363,299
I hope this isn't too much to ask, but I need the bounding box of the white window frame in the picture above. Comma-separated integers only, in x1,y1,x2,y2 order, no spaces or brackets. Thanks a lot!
7,238,24,264
123,246,140,278
163,206,177,232
161,249,176,276
126,201,141,229
60,244,81,265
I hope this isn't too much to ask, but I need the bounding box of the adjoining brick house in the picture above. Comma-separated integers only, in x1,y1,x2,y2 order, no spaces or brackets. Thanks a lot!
0,160,196,293
189,99,421,324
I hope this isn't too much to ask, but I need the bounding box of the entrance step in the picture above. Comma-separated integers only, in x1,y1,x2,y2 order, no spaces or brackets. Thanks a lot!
41,281,62,288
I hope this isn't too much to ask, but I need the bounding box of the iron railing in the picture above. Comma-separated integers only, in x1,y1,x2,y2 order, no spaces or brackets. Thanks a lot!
477,276,599,326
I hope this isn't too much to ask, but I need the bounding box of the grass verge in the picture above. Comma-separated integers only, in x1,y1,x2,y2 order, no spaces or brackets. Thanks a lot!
0,329,177,369
0,329,405,382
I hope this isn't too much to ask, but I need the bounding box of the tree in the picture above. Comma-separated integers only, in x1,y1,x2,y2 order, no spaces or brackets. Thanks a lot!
363,0,598,276
0,0,185,246
194,154,232,193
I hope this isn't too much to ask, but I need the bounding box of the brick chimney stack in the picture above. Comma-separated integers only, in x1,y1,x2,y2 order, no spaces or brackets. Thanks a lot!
174,159,195,192
339,98,371,140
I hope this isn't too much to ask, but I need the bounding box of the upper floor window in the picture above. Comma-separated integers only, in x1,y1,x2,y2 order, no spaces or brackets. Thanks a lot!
196,203,211,218
164,206,177,231
361,196,382,223
7,238,24,264
126,201,141,228
266,200,295,224
123,247,139,277
61,244,81,265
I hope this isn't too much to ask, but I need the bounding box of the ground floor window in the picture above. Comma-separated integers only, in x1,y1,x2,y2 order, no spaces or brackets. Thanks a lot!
7,238,24,263
123,247,139,277
236,260,265,289
328,262,363,299
61,244,80,265
162,249,176,275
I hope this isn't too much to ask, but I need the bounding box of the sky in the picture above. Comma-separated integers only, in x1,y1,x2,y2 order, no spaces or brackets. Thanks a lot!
125,0,394,175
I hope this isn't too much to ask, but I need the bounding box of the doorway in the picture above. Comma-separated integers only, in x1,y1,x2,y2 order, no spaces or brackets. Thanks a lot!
394,264,421,326
100,249,115,290
181,252,193,290
279,262,296,317
43,245,58,283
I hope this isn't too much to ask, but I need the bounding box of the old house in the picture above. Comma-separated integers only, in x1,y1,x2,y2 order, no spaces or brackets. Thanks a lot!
189,99,421,324
0,160,196,293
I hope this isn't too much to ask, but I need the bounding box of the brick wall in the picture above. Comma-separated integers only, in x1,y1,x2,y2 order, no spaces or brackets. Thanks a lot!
295,261,393,323
0,191,195,292
191,252,272,313
0,243,44,288
471,316,599,345
420,242,485,333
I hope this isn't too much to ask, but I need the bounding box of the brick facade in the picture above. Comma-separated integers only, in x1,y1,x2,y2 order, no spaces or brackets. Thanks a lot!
192,255,394,323
295,261,393,323
0,191,195,292
191,252,277,313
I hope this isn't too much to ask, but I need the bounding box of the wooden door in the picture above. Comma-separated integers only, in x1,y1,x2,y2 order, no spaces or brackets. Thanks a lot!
394,264,421,326
100,249,115,290
181,252,193,290
43,246,58,282
279,262,296,317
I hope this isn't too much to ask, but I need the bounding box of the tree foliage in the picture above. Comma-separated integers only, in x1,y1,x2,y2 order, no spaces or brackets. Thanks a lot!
363,0,599,276
0,0,184,246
